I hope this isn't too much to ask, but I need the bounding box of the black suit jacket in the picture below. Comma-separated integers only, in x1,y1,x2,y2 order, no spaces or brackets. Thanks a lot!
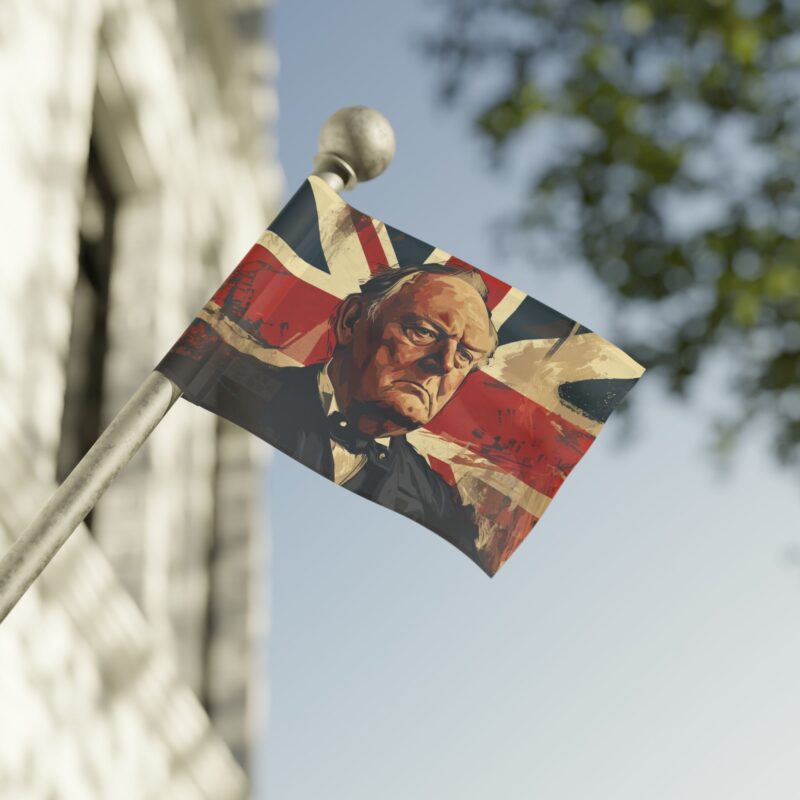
177,349,480,560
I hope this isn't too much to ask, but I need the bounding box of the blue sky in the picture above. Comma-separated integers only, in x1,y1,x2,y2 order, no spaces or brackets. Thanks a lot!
257,3,800,798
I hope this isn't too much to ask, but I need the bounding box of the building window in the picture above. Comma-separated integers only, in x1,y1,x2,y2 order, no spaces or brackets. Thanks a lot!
56,140,117,507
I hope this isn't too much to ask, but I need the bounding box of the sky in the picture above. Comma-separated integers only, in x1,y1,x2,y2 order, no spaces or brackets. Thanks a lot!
257,3,800,798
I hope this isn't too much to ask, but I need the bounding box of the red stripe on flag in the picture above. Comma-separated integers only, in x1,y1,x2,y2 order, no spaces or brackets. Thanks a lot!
470,479,539,575
428,453,539,575
445,255,511,311
483,509,540,576
424,373,595,498
350,208,389,273
427,454,457,487
212,243,339,365
171,317,224,363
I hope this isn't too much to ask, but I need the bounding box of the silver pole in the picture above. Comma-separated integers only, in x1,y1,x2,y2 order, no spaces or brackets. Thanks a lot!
0,106,396,623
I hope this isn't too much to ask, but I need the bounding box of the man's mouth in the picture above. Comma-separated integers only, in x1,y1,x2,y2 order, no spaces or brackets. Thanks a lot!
392,380,431,410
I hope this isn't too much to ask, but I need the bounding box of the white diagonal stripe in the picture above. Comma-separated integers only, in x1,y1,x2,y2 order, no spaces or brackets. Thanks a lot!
424,247,452,264
310,176,371,289
490,287,526,329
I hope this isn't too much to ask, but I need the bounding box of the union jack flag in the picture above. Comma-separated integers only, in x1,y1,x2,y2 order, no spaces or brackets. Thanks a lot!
160,178,644,575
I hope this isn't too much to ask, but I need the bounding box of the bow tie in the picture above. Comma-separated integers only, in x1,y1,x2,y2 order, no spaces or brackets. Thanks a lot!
327,411,374,455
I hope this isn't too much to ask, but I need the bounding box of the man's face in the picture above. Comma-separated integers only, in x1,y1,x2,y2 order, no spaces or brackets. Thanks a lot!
333,273,496,435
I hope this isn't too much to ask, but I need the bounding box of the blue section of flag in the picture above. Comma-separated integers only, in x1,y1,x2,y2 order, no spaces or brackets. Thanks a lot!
385,224,436,266
497,296,591,344
268,181,329,273
558,378,639,423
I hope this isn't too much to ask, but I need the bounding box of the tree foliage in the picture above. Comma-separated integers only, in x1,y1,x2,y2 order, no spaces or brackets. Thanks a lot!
426,0,800,461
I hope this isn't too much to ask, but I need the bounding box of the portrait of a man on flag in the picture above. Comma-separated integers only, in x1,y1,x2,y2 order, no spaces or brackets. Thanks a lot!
158,177,644,575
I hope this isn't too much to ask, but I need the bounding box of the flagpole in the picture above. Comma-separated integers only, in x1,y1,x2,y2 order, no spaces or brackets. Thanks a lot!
0,106,396,624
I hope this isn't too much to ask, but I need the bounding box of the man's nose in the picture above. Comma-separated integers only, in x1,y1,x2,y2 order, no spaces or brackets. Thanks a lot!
418,338,457,375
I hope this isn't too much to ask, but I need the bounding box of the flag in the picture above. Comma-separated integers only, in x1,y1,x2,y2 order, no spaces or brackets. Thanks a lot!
158,177,644,575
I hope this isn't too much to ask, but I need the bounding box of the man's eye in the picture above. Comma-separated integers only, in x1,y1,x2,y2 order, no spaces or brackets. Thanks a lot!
405,325,437,343
456,348,474,367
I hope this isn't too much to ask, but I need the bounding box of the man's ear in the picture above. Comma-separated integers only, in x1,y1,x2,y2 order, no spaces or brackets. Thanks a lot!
333,294,366,346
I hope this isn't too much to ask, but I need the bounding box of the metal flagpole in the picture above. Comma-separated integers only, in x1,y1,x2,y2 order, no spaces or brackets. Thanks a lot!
0,106,396,623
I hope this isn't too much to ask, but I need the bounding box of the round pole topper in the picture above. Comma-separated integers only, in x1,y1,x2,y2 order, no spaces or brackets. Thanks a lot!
314,106,396,189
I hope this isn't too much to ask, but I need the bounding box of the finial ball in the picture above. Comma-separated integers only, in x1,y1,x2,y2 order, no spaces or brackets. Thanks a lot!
318,107,396,184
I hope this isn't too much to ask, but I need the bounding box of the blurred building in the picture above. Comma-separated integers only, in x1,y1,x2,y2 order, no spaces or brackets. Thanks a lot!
0,1,281,797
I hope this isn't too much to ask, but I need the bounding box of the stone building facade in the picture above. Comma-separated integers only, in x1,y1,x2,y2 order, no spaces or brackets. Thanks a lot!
0,0,281,797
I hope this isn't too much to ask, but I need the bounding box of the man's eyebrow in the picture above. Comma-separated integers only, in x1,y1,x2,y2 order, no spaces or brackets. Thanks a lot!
403,313,490,355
